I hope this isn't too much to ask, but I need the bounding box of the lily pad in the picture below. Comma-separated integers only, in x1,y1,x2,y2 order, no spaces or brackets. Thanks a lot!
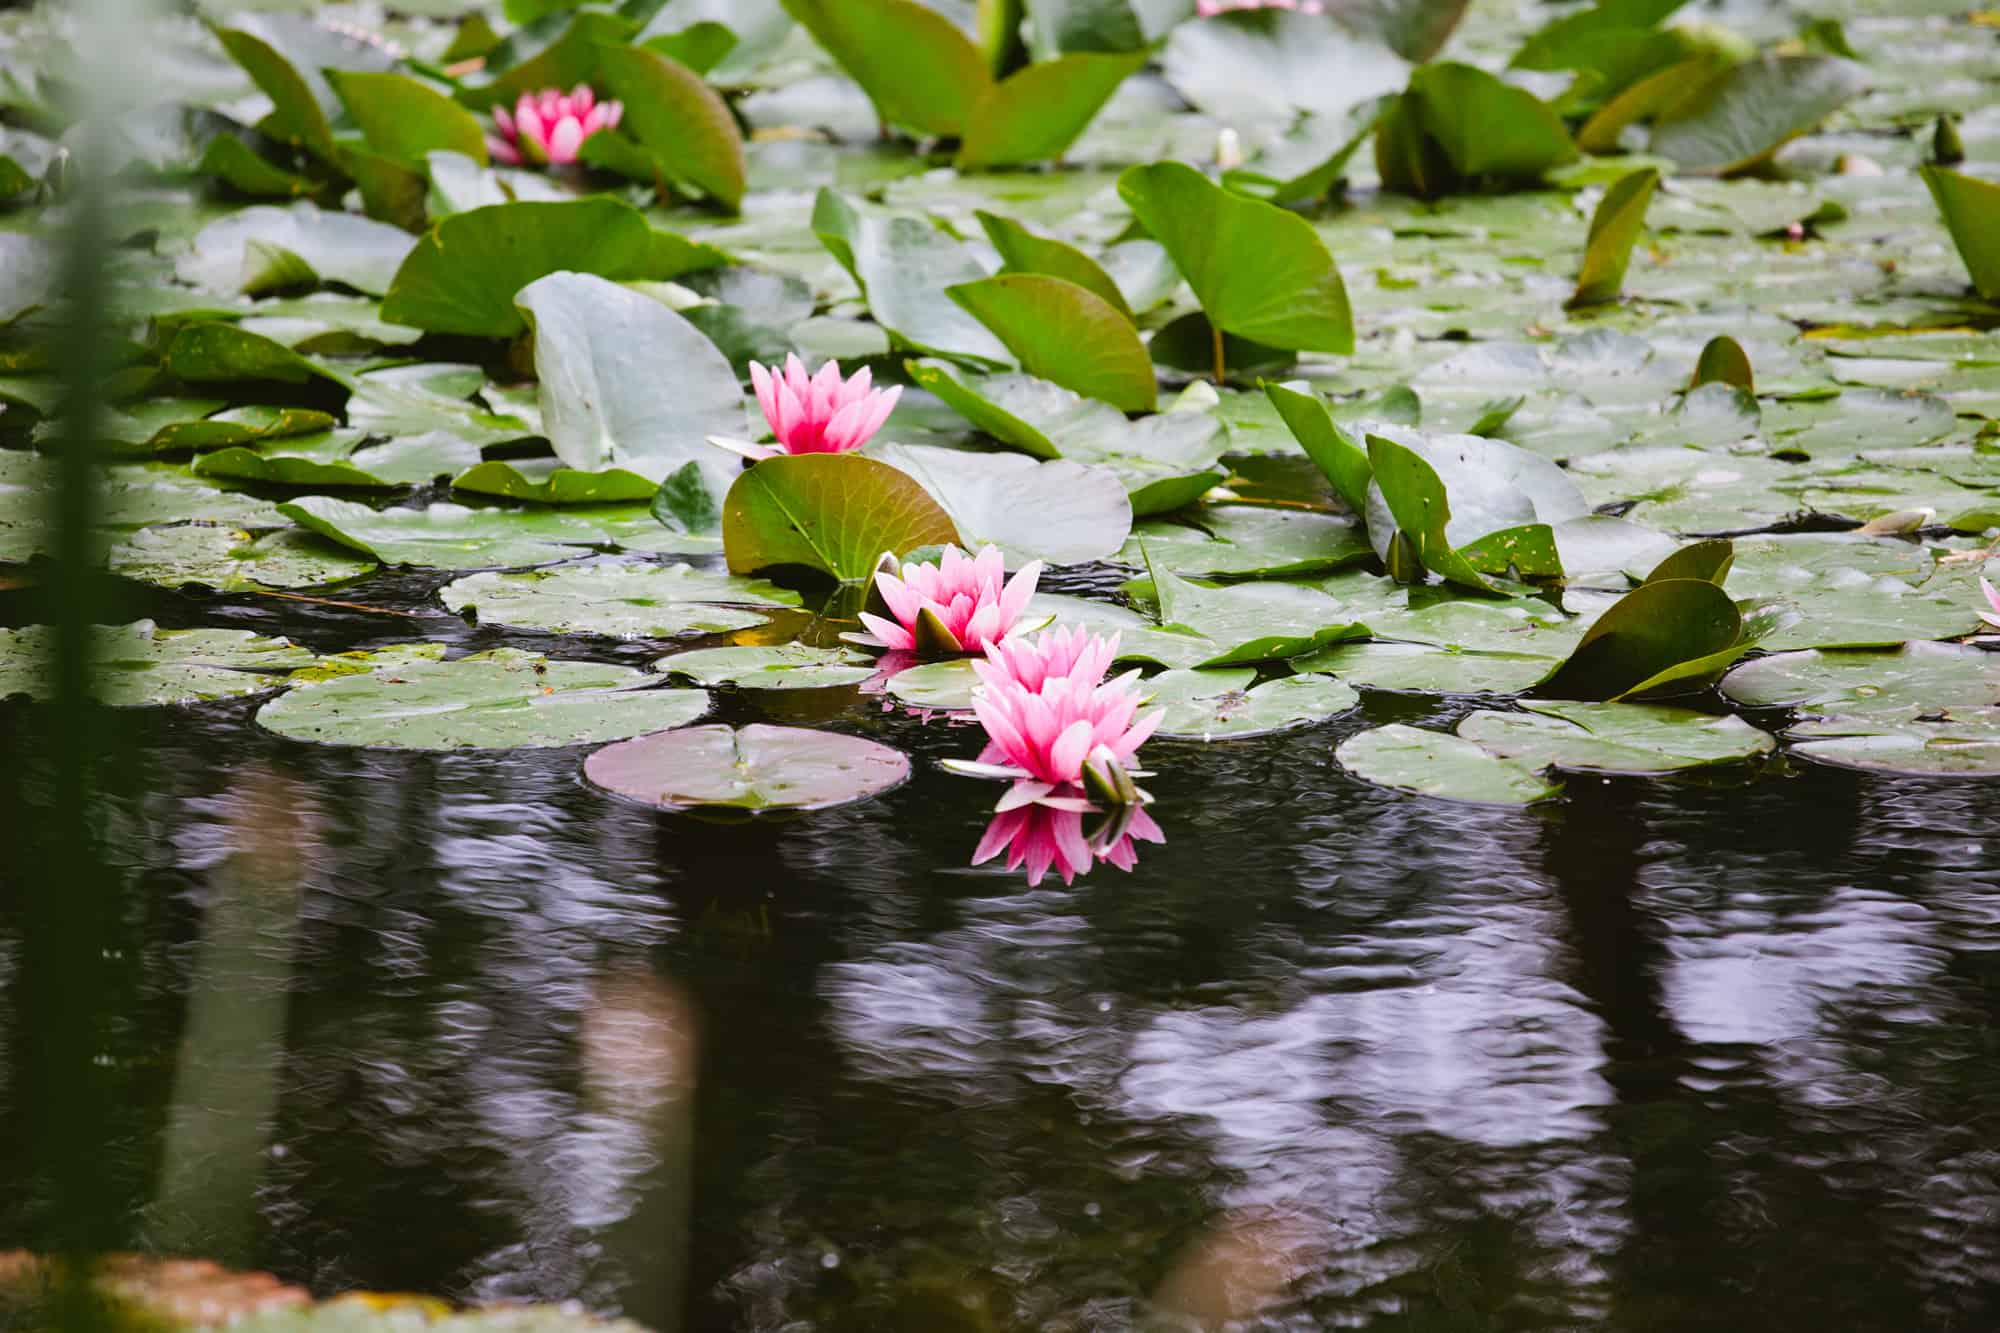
1146,669,1359,739
440,561,797,639
1335,723,1561,804
946,274,1156,412
1648,54,1869,176
1148,558,1367,667
256,647,711,750
584,722,910,811
1723,534,1992,650
278,497,614,570
724,452,962,582
813,190,1011,366
450,459,667,506
175,202,417,296
192,431,480,490
0,620,315,707
655,643,876,690
1458,699,1774,775
1298,639,1561,695
1122,505,1373,579
107,523,377,591
872,442,1131,566
883,657,982,710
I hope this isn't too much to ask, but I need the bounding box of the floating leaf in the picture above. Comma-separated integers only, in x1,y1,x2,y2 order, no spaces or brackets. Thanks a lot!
1335,723,1561,804
1458,699,1773,775
1298,640,1560,695
1147,668,1358,739
957,51,1146,169
1160,9,1409,128
1123,505,1372,580
1568,166,1658,309
1537,575,1784,700
872,442,1131,566
108,523,376,591
946,274,1156,412
257,647,710,750
584,723,910,811
1117,161,1354,355
1148,558,1366,666
1724,534,1991,650
724,453,961,581
195,431,482,489
884,657,982,710
0,620,315,707
451,459,665,506
813,191,1010,366
439,561,796,638
278,496,614,570
656,644,876,690
176,202,416,297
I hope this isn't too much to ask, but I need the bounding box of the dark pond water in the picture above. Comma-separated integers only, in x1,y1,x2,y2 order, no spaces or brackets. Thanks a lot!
5,571,2000,1332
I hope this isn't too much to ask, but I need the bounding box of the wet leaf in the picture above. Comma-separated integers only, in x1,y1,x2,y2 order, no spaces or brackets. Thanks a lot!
327,70,487,168
1147,558,1367,666
585,722,910,811
278,497,615,570
813,190,1011,366
656,643,876,690
195,431,481,490
1147,669,1359,739
872,441,1131,565
1458,699,1774,774
958,51,1146,169
108,523,376,591
1122,505,1373,580
440,561,797,638
0,620,316,707
176,202,416,296
1336,723,1561,804
976,210,1132,320
257,647,711,750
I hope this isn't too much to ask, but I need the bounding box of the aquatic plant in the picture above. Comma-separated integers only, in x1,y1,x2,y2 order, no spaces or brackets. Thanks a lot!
962,627,1161,805
1981,577,2000,630
972,794,1165,887
859,544,1042,655
487,86,623,166
747,355,902,459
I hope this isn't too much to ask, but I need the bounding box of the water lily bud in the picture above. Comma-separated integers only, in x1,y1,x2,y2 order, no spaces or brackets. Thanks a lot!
1216,127,1244,172
1838,153,1884,177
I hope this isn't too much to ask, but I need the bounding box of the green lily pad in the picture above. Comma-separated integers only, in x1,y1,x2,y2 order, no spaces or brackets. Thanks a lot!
175,201,416,296
977,210,1132,320
813,190,1011,366
342,363,534,446
655,643,876,690
1457,699,1774,775
583,722,910,811
780,0,989,137
1335,723,1562,804
1568,166,1659,309
440,561,797,639
723,452,962,582
595,43,746,210
1298,639,1561,695
1919,165,2000,302
451,459,667,506
278,496,615,570
1722,643,2000,776
256,647,711,750
0,620,316,707
1146,668,1359,739
1148,558,1367,667
1160,8,1407,127
1117,161,1353,355
1538,570,1790,701
1723,534,1992,650
194,430,482,490
1648,54,1869,175
872,442,1131,566
326,69,488,168
107,523,377,590
956,50,1146,169
883,657,982,710
1122,505,1373,580
946,274,1155,413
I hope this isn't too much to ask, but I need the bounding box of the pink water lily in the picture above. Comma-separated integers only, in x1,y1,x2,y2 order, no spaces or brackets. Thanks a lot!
1981,577,2000,630
1197,0,1325,14
859,543,1042,656
748,355,902,458
968,627,1161,790
488,85,622,166
972,789,1165,887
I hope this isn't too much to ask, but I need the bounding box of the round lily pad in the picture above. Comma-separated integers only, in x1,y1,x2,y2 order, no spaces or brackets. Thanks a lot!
1147,668,1359,740
107,523,376,591
1721,642,2000,775
1457,700,1775,775
0,621,315,707
884,657,981,710
584,723,910,812
1335,723,1562,805
439,562,799,639
1297,641,1559,695
655,644,876,690
255,647,710,749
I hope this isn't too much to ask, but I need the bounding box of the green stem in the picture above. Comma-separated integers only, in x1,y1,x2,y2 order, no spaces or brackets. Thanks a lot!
1211,321,1226,388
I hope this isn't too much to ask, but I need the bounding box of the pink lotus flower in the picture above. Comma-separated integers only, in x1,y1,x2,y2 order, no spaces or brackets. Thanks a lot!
972,790,1165,887
488,85,622,166
748,355,902,458
968,627,1161,791
859,543,1042,656
1197,0,1325,15
1981,577,2000,630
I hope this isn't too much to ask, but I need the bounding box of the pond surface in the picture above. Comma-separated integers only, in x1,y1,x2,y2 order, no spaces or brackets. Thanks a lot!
5,572,1999,1332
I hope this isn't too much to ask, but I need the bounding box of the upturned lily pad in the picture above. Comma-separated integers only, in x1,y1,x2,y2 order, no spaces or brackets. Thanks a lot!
724,452,962,582
175,202,416,296
278,497,615,570
194,431,482,490
450,459,667,506
1721,643,2000,776
107,523,376,590
1647,54,1869,176
1537,573,1786,701
871,442,1131,566
1457,700,1774,774
655,644,876,690
440,562,798,639
1146,668,1359,740
1336,723,1561,804
256,647,710,750
584,722,910,812
0,620,315,707
946,274,1155,412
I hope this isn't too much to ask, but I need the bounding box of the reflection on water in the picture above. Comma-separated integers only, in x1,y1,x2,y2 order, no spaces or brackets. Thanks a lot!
3,608,2000,1330
971,791,1166,887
